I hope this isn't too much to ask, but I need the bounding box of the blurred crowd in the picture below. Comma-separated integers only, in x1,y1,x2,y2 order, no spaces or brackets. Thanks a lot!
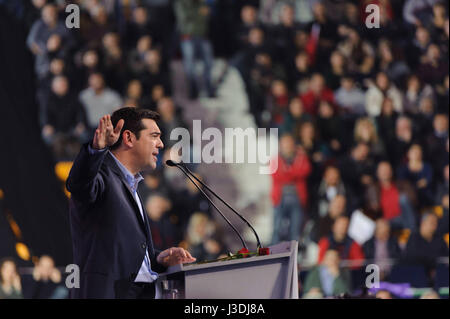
0,0,448,299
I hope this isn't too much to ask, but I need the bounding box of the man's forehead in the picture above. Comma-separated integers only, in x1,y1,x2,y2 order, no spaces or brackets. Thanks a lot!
141,118,161,133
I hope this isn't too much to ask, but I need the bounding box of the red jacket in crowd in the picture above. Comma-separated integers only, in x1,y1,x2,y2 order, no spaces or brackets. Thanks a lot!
271,150,312,208
300,88,335,115
318,236,365,269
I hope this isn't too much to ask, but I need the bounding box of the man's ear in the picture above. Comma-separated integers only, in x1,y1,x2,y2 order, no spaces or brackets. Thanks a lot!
122,130,134,148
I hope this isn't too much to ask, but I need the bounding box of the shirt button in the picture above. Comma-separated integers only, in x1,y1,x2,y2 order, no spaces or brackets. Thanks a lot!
141,242,147,249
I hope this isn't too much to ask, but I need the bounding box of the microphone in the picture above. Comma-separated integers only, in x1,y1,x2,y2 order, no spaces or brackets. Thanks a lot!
166,160,263,249
166,160,248,250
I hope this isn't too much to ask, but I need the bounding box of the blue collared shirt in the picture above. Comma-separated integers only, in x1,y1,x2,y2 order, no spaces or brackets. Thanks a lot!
88,145,158,282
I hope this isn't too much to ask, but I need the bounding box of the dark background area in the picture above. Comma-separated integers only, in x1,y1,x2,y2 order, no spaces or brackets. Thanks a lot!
0,7,72,267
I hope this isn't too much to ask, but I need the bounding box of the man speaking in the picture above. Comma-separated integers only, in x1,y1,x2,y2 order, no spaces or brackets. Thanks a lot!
67,107,196,299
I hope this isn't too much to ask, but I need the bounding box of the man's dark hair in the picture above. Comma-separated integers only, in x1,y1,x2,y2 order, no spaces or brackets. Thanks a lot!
110,107,160,151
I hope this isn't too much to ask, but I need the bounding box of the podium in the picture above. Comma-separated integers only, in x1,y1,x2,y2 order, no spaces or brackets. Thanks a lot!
156,241,299,299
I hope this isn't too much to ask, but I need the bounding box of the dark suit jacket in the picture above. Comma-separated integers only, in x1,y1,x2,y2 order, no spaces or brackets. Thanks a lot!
66,143,167,299
362,237,401,260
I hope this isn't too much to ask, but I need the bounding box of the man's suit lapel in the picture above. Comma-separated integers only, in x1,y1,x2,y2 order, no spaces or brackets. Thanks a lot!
104,152,148,235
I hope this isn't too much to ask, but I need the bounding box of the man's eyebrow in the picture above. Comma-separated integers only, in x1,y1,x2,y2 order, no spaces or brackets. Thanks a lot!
150,131,161,136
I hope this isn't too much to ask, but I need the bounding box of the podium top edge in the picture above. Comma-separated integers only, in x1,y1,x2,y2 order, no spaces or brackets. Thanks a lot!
160,251,292,276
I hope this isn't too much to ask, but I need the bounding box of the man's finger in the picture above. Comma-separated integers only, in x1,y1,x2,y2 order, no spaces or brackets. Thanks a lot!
114,119,124,134
185,250,194,259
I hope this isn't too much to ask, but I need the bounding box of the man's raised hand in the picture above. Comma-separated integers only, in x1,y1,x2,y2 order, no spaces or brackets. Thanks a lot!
92,115,124,150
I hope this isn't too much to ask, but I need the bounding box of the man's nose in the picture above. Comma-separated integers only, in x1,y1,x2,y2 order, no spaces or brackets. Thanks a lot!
158,138,164,149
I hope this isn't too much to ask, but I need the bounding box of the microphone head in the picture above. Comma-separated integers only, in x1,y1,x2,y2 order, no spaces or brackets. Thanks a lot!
165,160,177,167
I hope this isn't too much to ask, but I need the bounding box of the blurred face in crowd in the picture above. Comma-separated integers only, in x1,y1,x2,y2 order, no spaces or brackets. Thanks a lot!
433,114,448,134
375,219,390,241
144,50,161,67
42,4,57,27
420,290,440,299
376,72,389,91
426,44,441,61
299,122,315,142
322,250,340,270
47,34,61,52
280,5,295,27
419,97,434,115
280,134,296,158
407,144,423,162
103,32,120,50
89,73,105,91
189,213,212,241
407,75,420,92
313,3,326,20
186,173,203,194
50,58,65,75
52,76,69,96
415,27,430,46
333,216,349,241
146,195,170,222
318,101,334,119
144,172,161,190
376,290,393,299
83,50,99,69
133,7,148,26
309,74,325,94
352,143,369,162
381,97,394,116
157,97,175,121
289,98,304,118
377,161,393,183
32,0,47,9
330,51,345,69
0,260,17,284
241,6,257,25
433,4,446,18
329,195,346,219
152,85,165,102
345,3,358,22
37,255,55,280
341,77,354,91
355,118,377,143
420,214,438,239
324,166,340,186
395,117,412,141
271,80,287,97
93,6,108,25
137,35,152,53
295,52,309,71
248,28,264,46
255,53,271,67
294,31,308,49
127,80,142,99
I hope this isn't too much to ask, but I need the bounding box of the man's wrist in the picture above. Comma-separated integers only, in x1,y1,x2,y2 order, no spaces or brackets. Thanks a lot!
88,142,107,155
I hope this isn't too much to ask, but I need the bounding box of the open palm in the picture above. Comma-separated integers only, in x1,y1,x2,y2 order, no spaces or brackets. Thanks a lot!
92,115,124,150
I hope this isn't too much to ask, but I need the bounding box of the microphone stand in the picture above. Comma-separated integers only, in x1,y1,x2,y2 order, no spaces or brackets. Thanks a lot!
169,162,248,251
177,162,263,249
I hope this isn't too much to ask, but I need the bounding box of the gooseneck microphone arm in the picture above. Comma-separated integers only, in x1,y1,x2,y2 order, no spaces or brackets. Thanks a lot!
166,161,248,250
167,160,262,249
